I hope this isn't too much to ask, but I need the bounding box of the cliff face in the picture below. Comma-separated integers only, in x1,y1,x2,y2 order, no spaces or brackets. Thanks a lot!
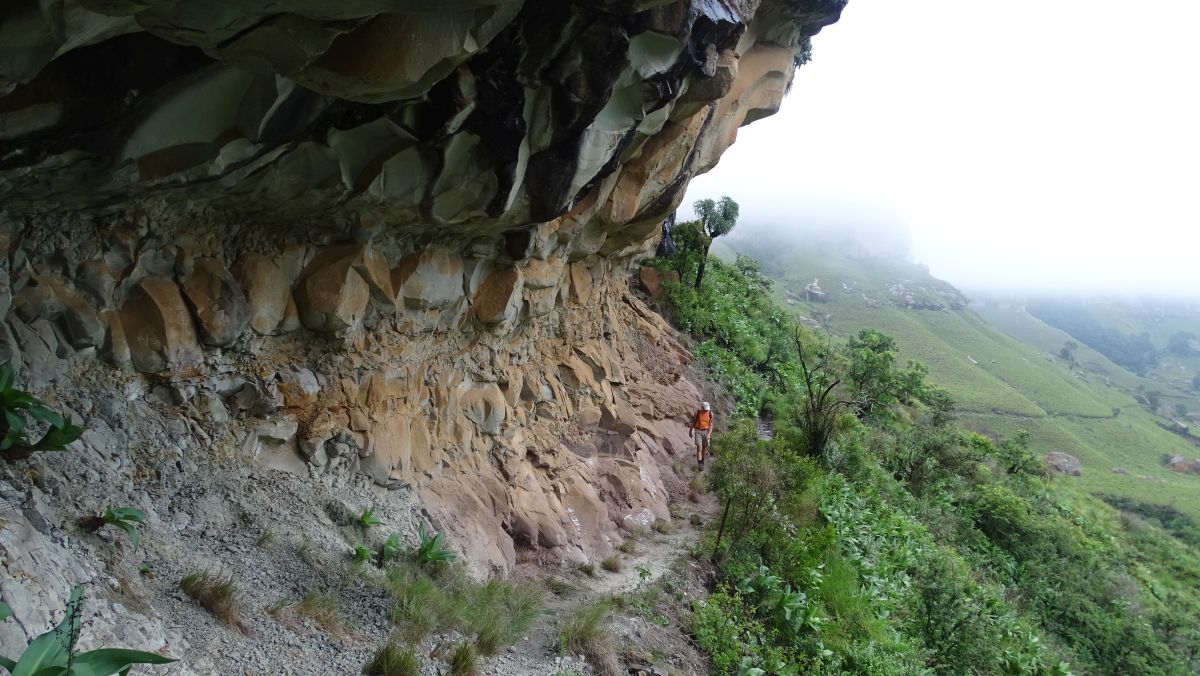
0,0,843,664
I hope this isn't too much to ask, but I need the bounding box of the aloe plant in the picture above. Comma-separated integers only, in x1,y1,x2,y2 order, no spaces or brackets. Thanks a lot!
0,586,175,674
0,362,83,461
415,523,455,565
381,533,402,564
81,507,146,550
359,508,381,529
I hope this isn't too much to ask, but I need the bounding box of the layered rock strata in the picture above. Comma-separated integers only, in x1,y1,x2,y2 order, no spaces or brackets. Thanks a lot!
0,0,845,661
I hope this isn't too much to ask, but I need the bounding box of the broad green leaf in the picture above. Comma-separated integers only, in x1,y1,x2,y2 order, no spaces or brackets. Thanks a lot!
0,601,11,621
5,411,25,437
5,392,36,410
25,407,64,430
106,509,145,524
33,424,82,451
61,648,175,676
11,588,82,676
0,362,13,393
113,522,139,551
0,654,15,672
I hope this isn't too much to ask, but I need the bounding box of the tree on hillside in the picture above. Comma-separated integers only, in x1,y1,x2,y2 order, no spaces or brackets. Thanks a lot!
1059,340,1079,366
1168,331,1198,357
793,327,853,456
692,196,739,289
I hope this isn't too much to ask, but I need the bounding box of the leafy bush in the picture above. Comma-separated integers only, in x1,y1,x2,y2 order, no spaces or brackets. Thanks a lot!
0,362,83,461
0,586,175,675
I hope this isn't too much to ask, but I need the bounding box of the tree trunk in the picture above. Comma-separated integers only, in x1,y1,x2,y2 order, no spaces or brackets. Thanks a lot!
694,241,711,289
712,496,733,559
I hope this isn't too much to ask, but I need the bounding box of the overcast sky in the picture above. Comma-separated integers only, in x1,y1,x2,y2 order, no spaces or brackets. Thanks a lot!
684,0,1200,296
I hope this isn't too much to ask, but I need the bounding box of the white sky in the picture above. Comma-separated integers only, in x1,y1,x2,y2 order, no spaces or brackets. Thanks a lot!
684,0,1200,296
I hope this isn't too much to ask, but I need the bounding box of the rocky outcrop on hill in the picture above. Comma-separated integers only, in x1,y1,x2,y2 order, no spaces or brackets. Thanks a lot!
1044,451,1082,476
0,0,844,666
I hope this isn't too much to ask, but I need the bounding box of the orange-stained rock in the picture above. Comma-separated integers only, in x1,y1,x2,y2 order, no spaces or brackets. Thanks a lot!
233,253,291,335
471,267,522,324
182,257,250,346
294,244,371,332
393,248,464,310
118,277,203,373
637,266,678,299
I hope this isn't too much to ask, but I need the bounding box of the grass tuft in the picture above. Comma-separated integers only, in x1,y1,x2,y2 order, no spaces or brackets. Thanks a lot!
179,570,240,629
558,601,619,676
601,555,622,573
297,590,348,636
448,640,477,676
256,528,274,548
617,532,639,554
579,562,596,577
363,642,419,676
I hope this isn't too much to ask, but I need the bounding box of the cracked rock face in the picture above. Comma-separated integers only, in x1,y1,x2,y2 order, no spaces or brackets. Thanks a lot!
0,0,844,661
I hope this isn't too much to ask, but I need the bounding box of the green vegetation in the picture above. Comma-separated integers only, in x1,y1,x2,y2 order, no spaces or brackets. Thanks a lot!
359,508,382,528
558,601,618,676
297,590,347,636
447,641,477,676
384,561,541,653
0,586,175,675
179,571,241,629
81,506,146,549
0,362,83,461
657,242,1200,673
415,523,455,566
363,642,419,676
600,555,621,573
683,196,740,290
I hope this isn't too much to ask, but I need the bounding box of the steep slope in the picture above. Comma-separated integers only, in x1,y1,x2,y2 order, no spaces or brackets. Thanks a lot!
730,238,1200,519
0,1,847,671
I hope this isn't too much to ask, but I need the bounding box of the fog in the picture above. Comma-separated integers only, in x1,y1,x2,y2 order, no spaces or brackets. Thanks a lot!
683,0,1200,297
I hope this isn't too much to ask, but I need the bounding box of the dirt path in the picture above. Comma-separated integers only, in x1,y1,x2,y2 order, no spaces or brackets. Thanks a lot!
488,486,719,676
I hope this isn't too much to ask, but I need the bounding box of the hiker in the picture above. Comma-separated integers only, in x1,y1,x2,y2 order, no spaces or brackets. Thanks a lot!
690,401,714,469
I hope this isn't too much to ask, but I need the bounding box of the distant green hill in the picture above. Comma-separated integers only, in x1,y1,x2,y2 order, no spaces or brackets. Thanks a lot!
727,236,1200,519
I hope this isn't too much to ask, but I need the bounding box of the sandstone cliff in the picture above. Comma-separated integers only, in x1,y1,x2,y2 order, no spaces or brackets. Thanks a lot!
0,0,843,667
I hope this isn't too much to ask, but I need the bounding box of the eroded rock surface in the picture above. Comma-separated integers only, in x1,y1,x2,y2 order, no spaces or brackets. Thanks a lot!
0,0,845,668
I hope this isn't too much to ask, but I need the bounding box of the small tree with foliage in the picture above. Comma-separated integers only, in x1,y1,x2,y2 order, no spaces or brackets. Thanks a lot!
792,327,853,457
691,196,739,290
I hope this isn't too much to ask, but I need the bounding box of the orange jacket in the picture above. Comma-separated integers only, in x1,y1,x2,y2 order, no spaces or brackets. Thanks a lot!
692,409,713,431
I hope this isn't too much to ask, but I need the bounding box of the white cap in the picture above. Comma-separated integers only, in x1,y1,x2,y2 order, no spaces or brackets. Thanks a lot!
701,401,711,411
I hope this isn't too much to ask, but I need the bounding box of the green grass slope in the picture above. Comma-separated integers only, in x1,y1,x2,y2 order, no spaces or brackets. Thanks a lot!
728,238,1200,519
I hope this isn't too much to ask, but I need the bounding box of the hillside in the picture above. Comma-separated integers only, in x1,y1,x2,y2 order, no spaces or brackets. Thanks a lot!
726,237,1200,520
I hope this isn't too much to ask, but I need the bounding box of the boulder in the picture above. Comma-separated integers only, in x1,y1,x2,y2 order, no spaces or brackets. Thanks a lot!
472,267,522,324
392,249,464,310
118,277,203,373
1165,455,1200,474
1044,452,1082,476
638,266,678,299
294,244,371,332
181,257,250,346
233,253,292,335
